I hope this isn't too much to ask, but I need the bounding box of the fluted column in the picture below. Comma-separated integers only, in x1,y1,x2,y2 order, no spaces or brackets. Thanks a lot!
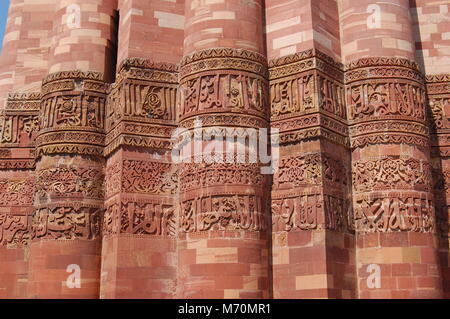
177,0,270,298
99,0,184,299
340,0,443,298
411,0,450,299
27,71,107,299
0,94,39,299
267,0,355,299
0,0,56,298
27,0,118,299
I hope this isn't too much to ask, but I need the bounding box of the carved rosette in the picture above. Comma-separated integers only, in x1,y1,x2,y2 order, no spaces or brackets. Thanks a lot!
346,57,429,149
36,70,108,157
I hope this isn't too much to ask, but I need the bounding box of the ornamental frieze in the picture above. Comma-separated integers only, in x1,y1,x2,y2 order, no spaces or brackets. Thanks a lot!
106,80,177,132
114,57,178,84
268,49,343,82
105,160,177,197
103,199,176,237
42,70,104,85
179,194,266,233
0,159,35,170
106,122,175,144
0,212,32,246
31,205,103,241
178,114,268,129
272,193,321,232
347,81,426,122
0,113,40,146
273,152,348,190
179,48,267,78
40,93,106,130
278,127,349,147
353,194,435,234
36,131,106,149
36,166,105,202
104,135,173,156
0,179,35,206
349,120,429,137
180,162,263,192
429,97,450,130
272,193,349,232
6,92,41,111
351,133,430,149
425,73,450,95
36,144,104,157
179,71,268,121
352,156,432,193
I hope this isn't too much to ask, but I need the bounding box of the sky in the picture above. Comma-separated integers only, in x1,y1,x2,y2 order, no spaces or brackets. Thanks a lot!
0,0,10,51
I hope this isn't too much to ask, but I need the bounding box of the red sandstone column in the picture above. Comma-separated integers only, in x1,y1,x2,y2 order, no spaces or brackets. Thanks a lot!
99,0,184,299
0,0,57,108
116,0,185,65
48,0,118,81
27,0,118,299
0,0,56,298
177,0,270,299
266,0,355,299
411,0,450,298
0,93,40,298
340,0,443,298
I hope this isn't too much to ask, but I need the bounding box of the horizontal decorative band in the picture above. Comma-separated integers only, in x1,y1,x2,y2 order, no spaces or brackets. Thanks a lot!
5,92,41,111
118,57,177,73
345,57,420,72
35,131,106,148
36,144,104,157
425,73,450,83
104,135,173,156
42,70,104,85
180,47,267,67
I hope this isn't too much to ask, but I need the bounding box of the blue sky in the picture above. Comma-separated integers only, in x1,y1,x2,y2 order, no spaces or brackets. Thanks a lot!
0,0,10,50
